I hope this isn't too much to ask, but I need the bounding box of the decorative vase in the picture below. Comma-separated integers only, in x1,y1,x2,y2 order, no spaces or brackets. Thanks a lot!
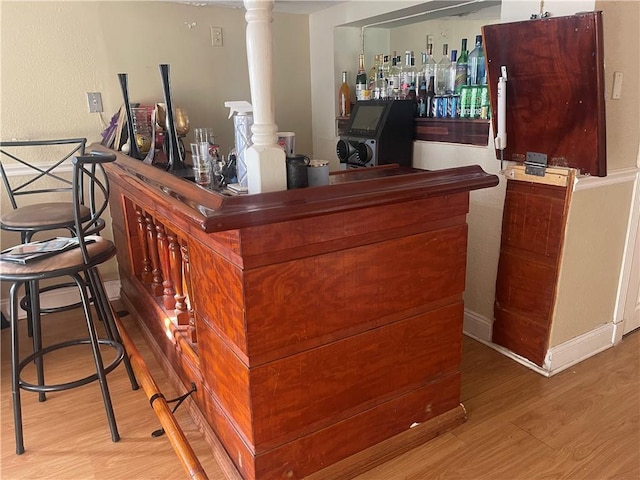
158,64,187,171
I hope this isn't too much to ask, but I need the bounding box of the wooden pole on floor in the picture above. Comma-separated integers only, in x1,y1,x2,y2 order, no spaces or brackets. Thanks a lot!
113,313,209,480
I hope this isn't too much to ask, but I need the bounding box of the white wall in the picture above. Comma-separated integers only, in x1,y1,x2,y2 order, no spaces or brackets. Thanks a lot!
0,1,312,302
309,0,640,364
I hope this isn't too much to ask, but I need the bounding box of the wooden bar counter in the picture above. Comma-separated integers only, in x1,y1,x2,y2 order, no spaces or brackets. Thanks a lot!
97,144,498,480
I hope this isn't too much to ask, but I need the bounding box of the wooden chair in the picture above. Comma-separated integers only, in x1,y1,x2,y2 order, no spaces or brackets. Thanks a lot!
0,152,139,454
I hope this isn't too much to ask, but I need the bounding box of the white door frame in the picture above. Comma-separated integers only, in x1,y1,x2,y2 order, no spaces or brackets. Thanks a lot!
614,167,640,342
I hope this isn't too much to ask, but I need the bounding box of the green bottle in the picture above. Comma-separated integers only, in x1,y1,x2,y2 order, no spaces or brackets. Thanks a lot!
455,38,468,93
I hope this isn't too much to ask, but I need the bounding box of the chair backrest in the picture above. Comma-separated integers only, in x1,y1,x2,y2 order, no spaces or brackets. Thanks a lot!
72,152,116,263
0,138,87,210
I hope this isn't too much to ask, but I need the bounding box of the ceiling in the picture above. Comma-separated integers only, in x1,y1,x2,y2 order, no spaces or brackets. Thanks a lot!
183,1,347,14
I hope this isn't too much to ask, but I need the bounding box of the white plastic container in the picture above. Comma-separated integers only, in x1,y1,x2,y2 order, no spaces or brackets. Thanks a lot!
225,101,254,188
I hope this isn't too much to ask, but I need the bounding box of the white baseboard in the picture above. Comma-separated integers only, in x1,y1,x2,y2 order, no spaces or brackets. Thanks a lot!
1,280,121,320
543,323,614,376
463,308,493,342
463,308,615,377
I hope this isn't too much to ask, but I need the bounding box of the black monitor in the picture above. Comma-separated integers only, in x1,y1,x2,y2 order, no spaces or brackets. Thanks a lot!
348,104,386,135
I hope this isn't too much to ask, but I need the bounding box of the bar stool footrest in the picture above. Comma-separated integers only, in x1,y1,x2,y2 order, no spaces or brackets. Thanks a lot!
18,338,125,393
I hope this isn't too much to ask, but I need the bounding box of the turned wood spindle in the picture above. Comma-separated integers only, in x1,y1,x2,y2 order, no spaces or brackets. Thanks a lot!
156,222,176,310
181,243,197,343
145,214,164,296
135,206,153,283
170,234,189,326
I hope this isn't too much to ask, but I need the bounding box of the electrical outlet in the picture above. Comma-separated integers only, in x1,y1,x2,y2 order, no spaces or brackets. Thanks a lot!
87,92,103,113
211,27,223,47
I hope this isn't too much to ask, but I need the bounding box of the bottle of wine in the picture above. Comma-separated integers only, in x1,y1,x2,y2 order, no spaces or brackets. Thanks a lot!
435,44,451,96
467,35,486,85
447,49,458,95
455,38,468,93
355,54,369,101
338,71,351,117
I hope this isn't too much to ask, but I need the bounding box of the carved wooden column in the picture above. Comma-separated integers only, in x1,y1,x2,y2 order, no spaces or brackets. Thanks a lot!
156,222,176,310
243,0,286,194
145,214,164,296
181,243,197,343
135,206,153,283
169,232,190,326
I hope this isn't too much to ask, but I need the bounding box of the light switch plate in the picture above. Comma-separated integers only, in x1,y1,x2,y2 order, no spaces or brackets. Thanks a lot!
612,71,623,99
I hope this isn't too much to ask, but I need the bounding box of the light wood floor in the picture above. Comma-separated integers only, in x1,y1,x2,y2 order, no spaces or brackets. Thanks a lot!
1,306,639,480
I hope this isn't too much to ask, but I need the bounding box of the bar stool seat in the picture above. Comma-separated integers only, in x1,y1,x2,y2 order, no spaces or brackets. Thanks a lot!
0,153,139,455
1,202,91,232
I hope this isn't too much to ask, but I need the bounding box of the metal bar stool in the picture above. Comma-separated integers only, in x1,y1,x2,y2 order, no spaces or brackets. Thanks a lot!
0,139,96,330
0,152,139,454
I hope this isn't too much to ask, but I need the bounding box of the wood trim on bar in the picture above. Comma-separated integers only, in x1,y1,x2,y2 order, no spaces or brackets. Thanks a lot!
96,144,498,234
337,117,490,146
414,118,490,146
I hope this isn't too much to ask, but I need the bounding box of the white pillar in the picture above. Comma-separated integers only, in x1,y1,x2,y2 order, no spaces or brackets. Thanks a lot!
243,0,287,194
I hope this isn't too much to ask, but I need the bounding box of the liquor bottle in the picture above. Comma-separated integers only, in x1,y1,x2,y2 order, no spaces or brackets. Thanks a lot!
338,71,351,117
447,50,458,95
400,50,416,99
406,54,417,111
467,35,486,85
455,38,468,93
355,54,369,101
382,54,391,81
374,64,387,99
417,55,428,117
424,44,437,90
426,74,436,118
387,55,401,99
435,44,451,96
368,54,381,93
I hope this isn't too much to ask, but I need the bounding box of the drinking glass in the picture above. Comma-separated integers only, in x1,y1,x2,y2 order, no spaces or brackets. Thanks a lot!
194,127,215,145
190,142,211,187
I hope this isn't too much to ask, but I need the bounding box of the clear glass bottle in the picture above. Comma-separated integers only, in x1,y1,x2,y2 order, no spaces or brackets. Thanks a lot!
355,54,368,101
338,71,350,117
455,38,468,92
387,55,401,99
400,50,417,99
424,43,437,88
373,64,387,99
435,44,451,96
467,35,486,85
368,54,381,93
447,49,458,95
382,54,391,82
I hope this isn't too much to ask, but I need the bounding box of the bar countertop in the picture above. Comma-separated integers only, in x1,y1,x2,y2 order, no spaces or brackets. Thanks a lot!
94,144,499,233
